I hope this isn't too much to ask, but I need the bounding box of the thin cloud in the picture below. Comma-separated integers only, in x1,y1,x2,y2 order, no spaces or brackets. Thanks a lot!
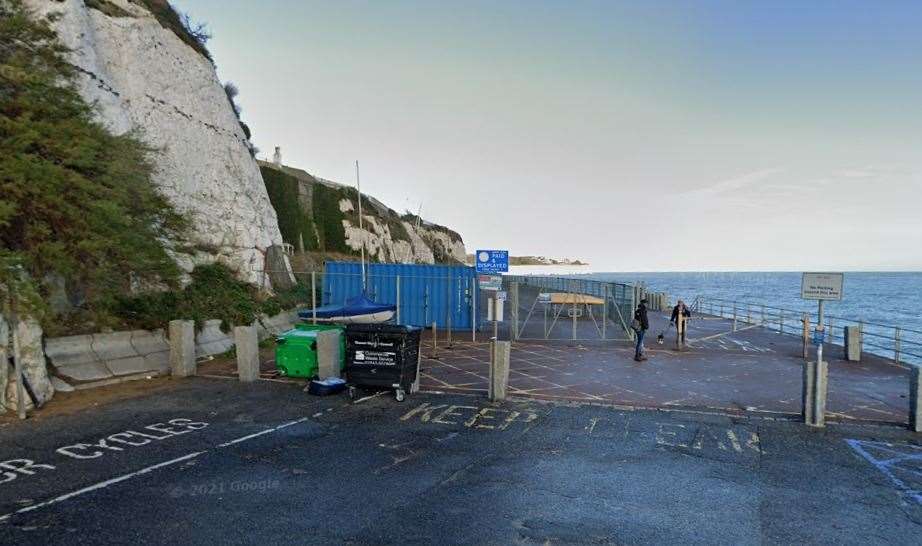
683,167,784,196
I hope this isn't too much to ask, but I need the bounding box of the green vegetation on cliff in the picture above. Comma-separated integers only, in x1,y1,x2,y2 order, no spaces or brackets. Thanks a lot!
262,163,465,264
113,263,307,332
0,0,187,326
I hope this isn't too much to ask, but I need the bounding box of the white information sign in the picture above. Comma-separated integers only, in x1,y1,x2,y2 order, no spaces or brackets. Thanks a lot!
801,272,844,301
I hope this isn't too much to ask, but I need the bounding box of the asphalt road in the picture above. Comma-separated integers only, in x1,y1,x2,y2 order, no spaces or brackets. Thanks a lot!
0,378,920,545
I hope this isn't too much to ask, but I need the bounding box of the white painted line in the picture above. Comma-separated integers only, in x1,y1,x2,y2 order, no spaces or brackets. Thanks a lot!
217,417,311,448
0,451,205,523
353,391,385,404
0,415,321,524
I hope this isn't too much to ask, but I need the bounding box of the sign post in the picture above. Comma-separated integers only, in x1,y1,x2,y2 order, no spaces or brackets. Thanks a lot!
801,272,844,366
800,272,844,427
476,250,509,345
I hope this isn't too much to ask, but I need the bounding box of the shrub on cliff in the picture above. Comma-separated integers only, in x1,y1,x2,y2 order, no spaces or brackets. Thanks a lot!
0,1,187,324
112,263,310,332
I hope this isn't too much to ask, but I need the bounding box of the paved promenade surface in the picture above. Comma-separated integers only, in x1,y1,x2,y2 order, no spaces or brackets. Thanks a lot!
1,378,920,545
420,309,913,424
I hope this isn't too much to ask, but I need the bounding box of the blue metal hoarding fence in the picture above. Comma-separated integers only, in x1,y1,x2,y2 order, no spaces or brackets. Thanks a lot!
322,262,479,330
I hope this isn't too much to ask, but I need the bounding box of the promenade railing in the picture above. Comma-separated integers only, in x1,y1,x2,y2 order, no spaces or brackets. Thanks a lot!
693,296,922,367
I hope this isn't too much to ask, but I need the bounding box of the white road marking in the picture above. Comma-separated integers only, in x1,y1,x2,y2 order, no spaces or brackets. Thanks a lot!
1,415,317,523
0,451,205,523
353,391,386,404
217,417,311,448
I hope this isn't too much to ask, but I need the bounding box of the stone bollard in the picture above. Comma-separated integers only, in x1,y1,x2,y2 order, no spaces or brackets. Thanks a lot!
168,320,196,377
910,367,921,433
489,341,511,402
802,360,828,427
844,326,861,362
234,325,259,383
316,329,341,379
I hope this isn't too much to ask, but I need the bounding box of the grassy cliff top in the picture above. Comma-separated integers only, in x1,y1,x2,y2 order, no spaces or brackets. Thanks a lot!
84,0,213,61
258,161,463,243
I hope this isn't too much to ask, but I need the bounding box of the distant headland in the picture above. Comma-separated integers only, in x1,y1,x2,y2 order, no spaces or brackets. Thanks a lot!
465,255,589,266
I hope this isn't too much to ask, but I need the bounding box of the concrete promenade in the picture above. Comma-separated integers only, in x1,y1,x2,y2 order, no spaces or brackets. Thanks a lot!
419,309,913,424
1,378,920,545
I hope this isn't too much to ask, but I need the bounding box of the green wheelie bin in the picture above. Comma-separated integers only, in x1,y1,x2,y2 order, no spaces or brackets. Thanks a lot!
275,324,345,378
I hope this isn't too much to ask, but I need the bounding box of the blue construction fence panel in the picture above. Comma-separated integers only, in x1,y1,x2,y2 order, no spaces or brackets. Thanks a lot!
322,262,479,329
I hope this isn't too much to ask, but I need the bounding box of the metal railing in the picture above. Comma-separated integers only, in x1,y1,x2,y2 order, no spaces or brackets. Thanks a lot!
693,296,922,366
503,275,635,339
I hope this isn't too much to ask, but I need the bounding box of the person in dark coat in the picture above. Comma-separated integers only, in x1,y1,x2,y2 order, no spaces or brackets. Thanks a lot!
634,298,649,361
670,299,692,343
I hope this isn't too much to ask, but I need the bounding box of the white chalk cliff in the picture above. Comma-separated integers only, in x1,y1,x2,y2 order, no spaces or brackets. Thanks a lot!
24,0,286,285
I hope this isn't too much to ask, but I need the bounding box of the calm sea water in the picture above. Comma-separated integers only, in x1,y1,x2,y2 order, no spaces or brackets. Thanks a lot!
582,272,922,364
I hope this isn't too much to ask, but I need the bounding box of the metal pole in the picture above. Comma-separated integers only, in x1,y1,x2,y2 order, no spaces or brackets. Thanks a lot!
471,277,476,343
571,290,577,342
511,282,520,341
732,305,737,332
895,327,901,364
311,271,317,325
432,321,438,359
543,301,548,339
355,160,366,293
802,313,810,360
630,283,637,341
396,275,401,325
602,284,608,340
779,310,784,334
816,300,825,367
858,321,864,354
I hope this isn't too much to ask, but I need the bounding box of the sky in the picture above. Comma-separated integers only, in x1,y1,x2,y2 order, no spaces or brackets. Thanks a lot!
173,0,922,271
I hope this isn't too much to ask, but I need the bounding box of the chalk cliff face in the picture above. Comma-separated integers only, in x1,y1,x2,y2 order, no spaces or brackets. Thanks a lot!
24,0,286,285
260,162,467,265
339,203,467,265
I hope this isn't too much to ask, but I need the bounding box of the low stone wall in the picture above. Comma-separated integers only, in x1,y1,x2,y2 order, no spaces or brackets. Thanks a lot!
258,309,299,339
46,329,171,386
45,310,300,389
195,320,234,358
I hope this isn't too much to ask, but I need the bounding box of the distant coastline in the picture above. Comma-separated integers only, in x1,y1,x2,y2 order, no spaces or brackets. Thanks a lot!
467,254,588,267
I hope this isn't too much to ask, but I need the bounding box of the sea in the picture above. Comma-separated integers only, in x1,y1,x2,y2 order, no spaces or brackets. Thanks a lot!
508,267,922,365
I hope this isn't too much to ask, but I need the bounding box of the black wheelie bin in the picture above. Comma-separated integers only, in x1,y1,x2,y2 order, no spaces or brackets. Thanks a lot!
344,323,421,402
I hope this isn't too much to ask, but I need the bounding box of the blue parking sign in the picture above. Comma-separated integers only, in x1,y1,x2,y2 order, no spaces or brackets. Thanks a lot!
812,328,826,346
475,250,509,273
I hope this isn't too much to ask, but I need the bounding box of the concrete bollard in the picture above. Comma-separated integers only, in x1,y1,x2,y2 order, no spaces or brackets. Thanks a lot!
802,360,828,427
910,367,921,433
489,341,511,402
168,320,195,377
316,329,341,379
844,326,861,362
234,325,260,382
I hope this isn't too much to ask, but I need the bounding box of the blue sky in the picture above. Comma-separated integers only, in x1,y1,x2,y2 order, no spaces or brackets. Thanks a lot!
173,0,922,270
